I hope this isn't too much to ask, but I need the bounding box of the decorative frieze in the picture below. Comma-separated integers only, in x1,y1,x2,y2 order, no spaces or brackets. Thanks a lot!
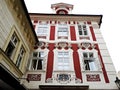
86,74,101,82
27,74,41,81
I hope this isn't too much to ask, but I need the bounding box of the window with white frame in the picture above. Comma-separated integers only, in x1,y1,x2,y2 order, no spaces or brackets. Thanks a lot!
78,24,88,36
58,25,68,39
36,24,48,38
16,46,25,68
83,52,99,71
57,52,70,70
31,52,44,70
5,33,18,58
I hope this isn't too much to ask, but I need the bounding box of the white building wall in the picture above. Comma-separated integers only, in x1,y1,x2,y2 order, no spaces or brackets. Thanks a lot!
24,21,118,90
92,22,117,89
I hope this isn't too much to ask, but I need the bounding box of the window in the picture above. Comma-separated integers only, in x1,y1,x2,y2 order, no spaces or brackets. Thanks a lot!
83,52,97,71
5,33,18,58
31,52,44,70
57,52,70,70
78,25,88,35
58,25,68,39
16,46,25,68
36,24,48,38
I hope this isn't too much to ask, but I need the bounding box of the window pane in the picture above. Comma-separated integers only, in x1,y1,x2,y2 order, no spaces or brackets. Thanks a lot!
64,65,69,70
89,53,93,58
39,52,44,57
33,52,38,57
84,60,90,70
16,56,22,67
83,25,86,28
58,26,68,37
57,52,69,70
37,59,42,70
37,26,48,36
83,53,88,58
84,31,87,35
58,66,63,70
32,59,37,70
58,58,63,62
89,61,97,71
79,31,82,35
5,42,15,58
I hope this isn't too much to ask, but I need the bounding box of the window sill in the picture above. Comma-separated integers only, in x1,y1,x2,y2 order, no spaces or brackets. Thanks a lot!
28,70,46,72
82,70,103,73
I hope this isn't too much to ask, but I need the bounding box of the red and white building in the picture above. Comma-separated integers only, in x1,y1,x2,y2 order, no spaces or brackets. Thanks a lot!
23,3,118,90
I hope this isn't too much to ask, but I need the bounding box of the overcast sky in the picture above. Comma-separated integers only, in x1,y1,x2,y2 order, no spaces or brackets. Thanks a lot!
24,0,120,72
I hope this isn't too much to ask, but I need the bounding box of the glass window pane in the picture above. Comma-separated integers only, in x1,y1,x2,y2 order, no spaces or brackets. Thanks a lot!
37,60,42,70
64,66,69,70
37,26,48,36
32,59,37,70
58,26,68,37
57,52,69,70
89,61,96,71
33,52,38,57
39,52,44,57
84,60,90,70
83,53,88,58
84,31,87,35
89,53,93,58
79,31,82,35
58,66,63,70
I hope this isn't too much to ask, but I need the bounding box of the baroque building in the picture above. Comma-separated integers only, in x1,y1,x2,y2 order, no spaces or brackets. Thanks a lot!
23,2,118,90
0,0,118,90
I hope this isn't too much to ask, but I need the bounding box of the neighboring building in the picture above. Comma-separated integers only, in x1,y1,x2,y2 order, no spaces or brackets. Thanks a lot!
22,2,118,90
117,71,120,79
0,0,38,90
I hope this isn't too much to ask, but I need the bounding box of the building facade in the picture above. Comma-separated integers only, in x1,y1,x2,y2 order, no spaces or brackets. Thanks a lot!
0,0,38,90
0,1,118,90
22,3,118,90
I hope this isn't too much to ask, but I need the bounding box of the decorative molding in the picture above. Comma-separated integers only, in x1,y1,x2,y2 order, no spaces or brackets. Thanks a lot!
56,73,71,84
86,74,101,81
27,74,41,81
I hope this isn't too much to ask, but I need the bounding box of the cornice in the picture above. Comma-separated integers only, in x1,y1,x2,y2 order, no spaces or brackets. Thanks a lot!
30,14,102,27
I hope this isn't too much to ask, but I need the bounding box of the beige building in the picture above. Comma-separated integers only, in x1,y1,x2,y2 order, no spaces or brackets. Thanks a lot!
0,0,38,89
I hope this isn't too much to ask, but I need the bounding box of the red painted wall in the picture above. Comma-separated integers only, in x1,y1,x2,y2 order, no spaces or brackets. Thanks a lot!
95,44,109,83
72,44,82,81
49,26,55,40
46,43,54,81
70,26,76,40
90,26,96,41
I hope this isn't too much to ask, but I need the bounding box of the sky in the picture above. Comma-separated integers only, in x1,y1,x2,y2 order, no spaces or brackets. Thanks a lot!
24,0,120,72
